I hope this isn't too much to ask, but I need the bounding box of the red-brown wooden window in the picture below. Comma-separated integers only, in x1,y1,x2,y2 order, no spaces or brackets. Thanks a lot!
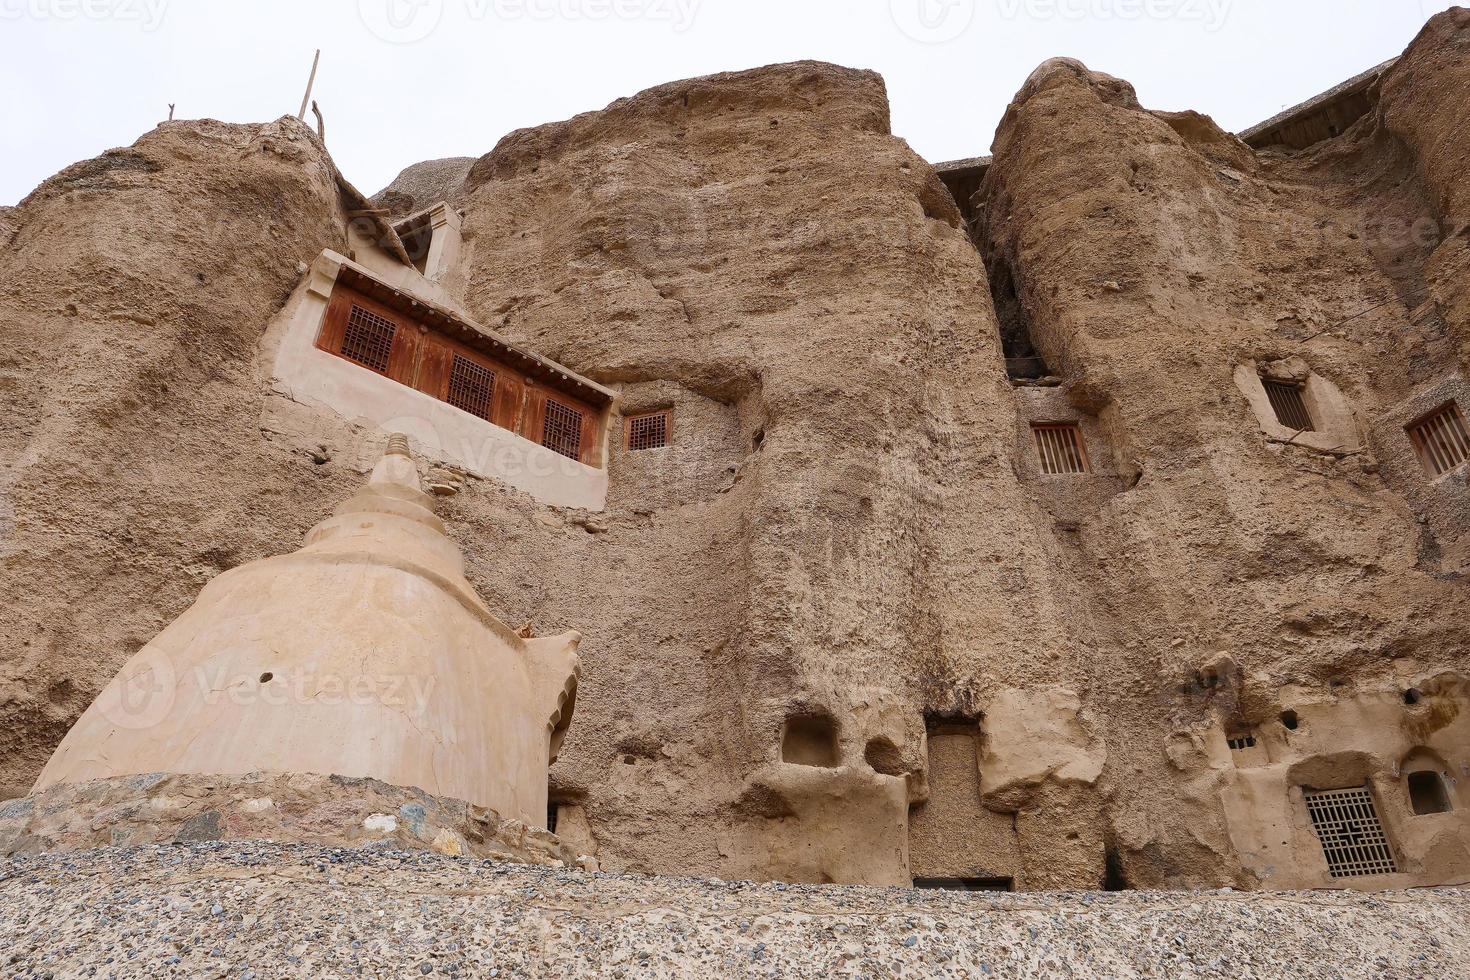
446,354,496,421
1408,402,1470,477
1032,423,1090,475
541,398,585,462
316,287,420,386
316,283,603,467
341,305,396,373
625,410,671,451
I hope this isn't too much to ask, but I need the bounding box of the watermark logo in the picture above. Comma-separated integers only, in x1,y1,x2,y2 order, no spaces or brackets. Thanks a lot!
0,0,170,30
472,0,700,31
994,0,1232,32
358,0,444,44
891,0,976,43
196,666,438,710
94,645,178,731
359,0,699,42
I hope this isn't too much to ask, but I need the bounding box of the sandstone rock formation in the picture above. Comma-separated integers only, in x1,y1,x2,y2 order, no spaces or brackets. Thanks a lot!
373,156,474,218
971,13,1470,887
1,12,1467,893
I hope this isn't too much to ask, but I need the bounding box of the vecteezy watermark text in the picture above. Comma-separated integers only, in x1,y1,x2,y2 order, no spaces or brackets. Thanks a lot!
995,0,1232,30
95,651,440,730
358,0,698,44
0,0,168,30
892,0,1233,43
197,666,438,710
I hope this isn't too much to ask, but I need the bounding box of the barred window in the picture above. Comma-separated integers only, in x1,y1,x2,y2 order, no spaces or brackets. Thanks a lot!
1408,402,1470,477
446,354,496,421
1263,380,1313,431
1032,423,1090,475
1303,786,1397,879
542,399,585,462
626,411,671,451
342,305,397,374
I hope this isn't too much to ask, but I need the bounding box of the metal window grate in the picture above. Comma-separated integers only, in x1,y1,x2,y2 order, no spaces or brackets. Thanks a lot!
342,304,397,373
626,411,670,451
1227,735,1256,751
1033,423,1090,475
446,354,496,421
1263,380,1314,431
1304,786,1398,878
1408,402,1470,477
542,399,584,463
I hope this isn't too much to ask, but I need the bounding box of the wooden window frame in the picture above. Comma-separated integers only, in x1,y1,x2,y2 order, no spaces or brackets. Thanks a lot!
1031,422,1091,476
317,287,421,386
533,394,590,463
624,409,672,451
1407,401,1470,478
316,283,604,467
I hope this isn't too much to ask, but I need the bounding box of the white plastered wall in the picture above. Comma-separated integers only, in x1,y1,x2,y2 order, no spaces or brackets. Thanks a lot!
260,249,609,511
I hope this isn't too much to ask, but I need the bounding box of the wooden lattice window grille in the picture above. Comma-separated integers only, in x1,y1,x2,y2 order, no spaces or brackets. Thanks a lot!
542,399,585,462
1263,379,1314,432
1303,786,1398,879
1408,402,1470,477
1033,423,1091,475
446,354,496,422
626,411,671,451
1227,734,1256,751
341,304,397,374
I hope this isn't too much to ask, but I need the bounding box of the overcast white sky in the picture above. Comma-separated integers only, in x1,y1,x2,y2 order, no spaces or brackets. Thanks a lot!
1,0,1458,205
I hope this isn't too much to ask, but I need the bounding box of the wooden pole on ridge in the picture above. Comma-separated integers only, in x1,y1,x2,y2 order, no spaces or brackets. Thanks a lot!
298,49,321,120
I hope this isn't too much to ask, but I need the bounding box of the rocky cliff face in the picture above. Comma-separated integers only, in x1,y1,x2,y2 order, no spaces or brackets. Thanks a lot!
373,156,474,218
974,11,1469,886
0,118,360,800
438,58,1108,887
1,15,1467,891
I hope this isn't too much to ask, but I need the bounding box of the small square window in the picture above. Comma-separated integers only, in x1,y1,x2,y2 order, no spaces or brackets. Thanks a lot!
1032,423,1090,475
446,354,496,421
1262,379,1314,431
1407,402,1470,477
341,304,397,374
542,399,585,463
1227,734,1256,751
626,411,671,451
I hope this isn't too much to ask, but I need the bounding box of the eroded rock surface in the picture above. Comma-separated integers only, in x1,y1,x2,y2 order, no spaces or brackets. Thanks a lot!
2,15,1468,893
372,155,474,218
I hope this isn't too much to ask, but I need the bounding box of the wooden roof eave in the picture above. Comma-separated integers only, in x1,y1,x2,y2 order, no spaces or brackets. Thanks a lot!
333,264,615,409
